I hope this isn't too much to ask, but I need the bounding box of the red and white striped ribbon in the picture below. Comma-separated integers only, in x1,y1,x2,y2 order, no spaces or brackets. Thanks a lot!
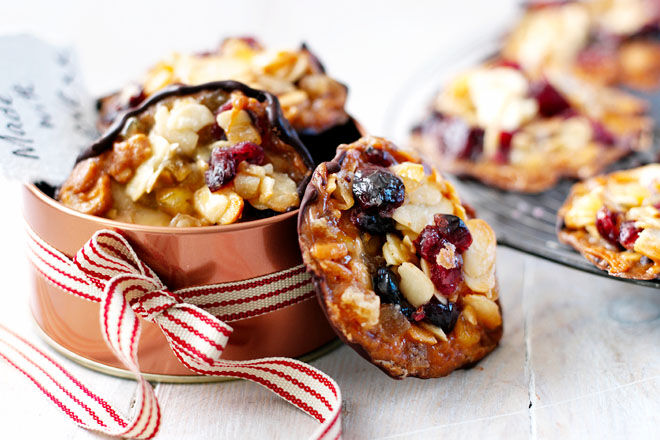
0,227,341,439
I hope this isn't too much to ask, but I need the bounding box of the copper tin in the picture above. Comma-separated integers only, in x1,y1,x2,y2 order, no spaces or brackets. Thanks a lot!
23,184,337,379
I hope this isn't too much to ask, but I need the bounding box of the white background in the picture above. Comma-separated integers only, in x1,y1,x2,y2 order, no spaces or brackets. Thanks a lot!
0,0,520,137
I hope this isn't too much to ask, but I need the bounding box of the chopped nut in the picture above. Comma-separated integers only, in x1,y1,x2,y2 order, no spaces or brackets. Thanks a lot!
167,98,215,132
193,186,244,224
156,187,193,216
233,173,261,199
216,109,262,144
169,213,205,227
151,103,200,155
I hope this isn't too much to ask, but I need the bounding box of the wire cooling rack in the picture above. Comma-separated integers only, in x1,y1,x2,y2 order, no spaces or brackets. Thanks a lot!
383,37,660,288
452,142,659,288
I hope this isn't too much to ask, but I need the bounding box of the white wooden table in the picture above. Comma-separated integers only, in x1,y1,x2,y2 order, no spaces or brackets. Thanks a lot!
0,1,659,438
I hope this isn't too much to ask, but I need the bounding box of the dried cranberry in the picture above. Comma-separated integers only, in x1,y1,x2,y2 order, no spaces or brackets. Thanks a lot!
205,142,265,191
619,221,641,249
595,206,621,246
531,80,571,117
364,146,396,167
424,299,460,333
211,122,226,141
127,87,146,108
218,102,233,113
411,307,426,322
373,267,403,304
350,210,397,235
433,214,473,252
414,214,472,294
428,263,464,295
437,117,484,161
415,224,443,261
591,120,616,146
494,131,515,164
230,141,264,165
494,60,522,70
205,150,236,191
352,169,405,212
415,214,472,259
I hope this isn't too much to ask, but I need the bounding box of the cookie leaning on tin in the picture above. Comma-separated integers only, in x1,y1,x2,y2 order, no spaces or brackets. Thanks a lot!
298,136,502,378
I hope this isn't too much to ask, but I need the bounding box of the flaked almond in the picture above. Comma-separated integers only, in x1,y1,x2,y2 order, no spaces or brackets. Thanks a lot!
332,176,354,210
462,219,497,293
564,192,603,228
217,109,262,144
382,233,417,267
406,325,437,345
462,294,502,329
633,228,660,261
390,162,426,183
419,322,448,342
311,242,348,260
398,262,435,308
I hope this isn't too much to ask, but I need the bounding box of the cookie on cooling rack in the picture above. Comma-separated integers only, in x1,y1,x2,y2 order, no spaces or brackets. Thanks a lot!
97,37,360,164
59,81,313,227
298,136,502,378
502,0,660,89
558,164,660,279
410,63,652,192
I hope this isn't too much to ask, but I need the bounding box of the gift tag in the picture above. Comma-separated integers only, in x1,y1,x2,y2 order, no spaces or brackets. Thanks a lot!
0,35,98,184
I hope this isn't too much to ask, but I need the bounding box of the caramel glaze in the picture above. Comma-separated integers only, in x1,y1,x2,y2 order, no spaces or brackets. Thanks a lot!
298,137,502,379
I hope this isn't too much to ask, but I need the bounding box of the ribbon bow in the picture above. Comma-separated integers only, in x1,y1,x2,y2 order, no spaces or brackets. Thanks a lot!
0,228,341,439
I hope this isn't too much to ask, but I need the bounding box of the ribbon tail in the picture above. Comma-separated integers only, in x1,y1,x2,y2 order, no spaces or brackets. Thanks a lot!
0,323,160,439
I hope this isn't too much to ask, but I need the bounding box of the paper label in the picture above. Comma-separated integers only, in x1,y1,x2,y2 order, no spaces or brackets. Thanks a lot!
0,35,98,184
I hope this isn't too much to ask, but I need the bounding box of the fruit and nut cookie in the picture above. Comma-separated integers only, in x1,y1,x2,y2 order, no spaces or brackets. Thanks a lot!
502,0,660,89
410,63,652,192
298,137,502,378
97,37,360,164
558,164,660,279
58,81,313,227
